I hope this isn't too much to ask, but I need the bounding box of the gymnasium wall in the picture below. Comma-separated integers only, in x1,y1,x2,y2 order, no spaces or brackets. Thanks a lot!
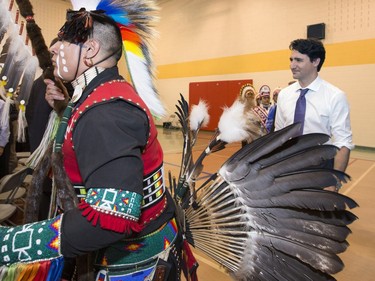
154,0,375,148
26,0,375,148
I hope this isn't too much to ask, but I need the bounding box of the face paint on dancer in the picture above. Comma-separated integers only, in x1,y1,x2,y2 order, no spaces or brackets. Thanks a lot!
50,40,82,82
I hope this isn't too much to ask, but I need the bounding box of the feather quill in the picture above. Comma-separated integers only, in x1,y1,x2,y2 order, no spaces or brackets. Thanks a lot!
175,94,191,179
189,99,210,132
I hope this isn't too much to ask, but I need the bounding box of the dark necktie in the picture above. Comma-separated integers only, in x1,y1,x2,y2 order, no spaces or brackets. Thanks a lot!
293,88,309,134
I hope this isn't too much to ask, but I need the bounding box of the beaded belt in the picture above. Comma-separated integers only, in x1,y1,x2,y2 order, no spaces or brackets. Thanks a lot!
94,218,178,268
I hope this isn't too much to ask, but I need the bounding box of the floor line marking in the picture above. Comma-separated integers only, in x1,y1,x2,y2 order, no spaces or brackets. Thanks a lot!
342,163,375,196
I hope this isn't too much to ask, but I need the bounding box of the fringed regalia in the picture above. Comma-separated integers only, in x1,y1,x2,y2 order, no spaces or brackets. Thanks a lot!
60,67,182,280
0,66,183,281
0,0,184,280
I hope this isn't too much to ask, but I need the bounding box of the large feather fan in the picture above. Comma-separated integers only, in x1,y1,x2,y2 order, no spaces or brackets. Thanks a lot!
171,97,358,281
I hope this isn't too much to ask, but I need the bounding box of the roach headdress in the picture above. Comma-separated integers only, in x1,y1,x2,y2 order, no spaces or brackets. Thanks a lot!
64,0,165,118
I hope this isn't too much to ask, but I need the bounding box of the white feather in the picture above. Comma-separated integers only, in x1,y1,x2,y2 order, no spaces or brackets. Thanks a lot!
26,111,60,169
17,100,27,142
126,51,166,118
18,56,38,102
0,0,12,33
189,99,210,131
70,0,101,11
218,100,248,143
0,89,13,127
1,27,23,67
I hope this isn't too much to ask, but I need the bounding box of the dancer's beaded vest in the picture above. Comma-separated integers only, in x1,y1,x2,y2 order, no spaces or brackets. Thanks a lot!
62,80,167,228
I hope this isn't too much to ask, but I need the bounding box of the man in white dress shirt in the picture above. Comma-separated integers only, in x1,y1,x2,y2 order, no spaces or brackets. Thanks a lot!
275,38,354,191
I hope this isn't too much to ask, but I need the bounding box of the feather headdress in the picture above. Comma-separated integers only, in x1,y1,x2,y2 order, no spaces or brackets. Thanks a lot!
66,0,165,118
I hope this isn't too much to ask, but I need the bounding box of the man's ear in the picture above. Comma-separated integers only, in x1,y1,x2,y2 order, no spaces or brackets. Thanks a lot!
312,58,321,68
85,39,100,58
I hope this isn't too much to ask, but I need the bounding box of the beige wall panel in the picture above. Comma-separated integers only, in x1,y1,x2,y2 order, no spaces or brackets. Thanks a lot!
155,0,375,64
155,0,375,148
28,0,72,46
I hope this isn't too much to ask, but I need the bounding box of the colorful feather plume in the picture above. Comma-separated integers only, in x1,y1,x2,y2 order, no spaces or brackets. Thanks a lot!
111,0,165,118
69,0,165,118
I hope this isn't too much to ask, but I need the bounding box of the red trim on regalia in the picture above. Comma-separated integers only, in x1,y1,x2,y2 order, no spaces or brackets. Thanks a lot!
78,201,143,234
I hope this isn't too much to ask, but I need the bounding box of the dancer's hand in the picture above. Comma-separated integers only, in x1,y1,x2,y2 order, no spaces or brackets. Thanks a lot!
44,78,69,114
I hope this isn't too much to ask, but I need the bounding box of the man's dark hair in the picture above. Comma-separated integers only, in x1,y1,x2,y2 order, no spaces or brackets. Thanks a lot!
49,37,59,47
289,39,326,72
58,9,123,62
92,20,123,62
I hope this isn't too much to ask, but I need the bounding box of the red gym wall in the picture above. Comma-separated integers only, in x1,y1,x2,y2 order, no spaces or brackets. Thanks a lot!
189,79,253,131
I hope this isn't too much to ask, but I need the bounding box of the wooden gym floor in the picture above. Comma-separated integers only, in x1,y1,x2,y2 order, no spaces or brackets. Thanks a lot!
160,127,375,281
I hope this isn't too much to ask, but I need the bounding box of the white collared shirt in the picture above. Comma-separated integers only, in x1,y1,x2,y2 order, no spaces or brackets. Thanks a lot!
275,76,354,150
